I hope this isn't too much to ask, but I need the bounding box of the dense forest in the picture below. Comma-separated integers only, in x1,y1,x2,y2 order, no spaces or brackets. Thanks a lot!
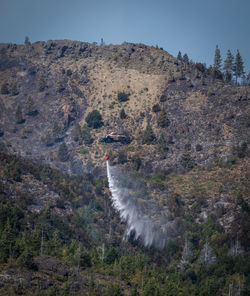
0,151,249,295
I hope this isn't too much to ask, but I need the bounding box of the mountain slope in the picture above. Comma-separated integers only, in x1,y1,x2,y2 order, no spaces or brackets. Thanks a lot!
0,40,249,173
0,40,249,295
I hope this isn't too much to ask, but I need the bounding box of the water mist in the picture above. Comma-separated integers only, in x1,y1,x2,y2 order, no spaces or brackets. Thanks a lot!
106,161,167,249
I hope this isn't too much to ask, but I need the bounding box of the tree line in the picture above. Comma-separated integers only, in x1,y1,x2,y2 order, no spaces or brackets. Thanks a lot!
213,45,246,84
177,46,249,85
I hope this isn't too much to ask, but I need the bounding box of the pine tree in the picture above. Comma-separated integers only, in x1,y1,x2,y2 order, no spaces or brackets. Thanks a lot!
246,71,250,86
213,45,222,71
85,110,103,129
223,49,234,82
183,53,189,64
24,36,31,46
233,49,244,84
120,108,127,119
100,38,105,46
177,51,182,61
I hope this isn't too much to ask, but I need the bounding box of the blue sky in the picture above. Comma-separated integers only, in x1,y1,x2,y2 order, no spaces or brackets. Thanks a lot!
0,0,249,71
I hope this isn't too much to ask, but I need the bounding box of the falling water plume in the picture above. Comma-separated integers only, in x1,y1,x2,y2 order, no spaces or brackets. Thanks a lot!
106,161,167,249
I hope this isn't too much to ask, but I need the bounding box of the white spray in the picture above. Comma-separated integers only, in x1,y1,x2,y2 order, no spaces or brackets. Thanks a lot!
106,161,167,249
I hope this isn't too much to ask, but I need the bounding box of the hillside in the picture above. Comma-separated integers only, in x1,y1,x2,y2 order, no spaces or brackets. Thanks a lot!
0,40,249,295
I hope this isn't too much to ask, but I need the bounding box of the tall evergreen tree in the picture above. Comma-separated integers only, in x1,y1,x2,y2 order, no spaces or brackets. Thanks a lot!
213,45,222,71
120,108,127,119
233,49,244,84
100,38,105,46
183,53,189,64
24,36,31,46
246,71,250,86
177,51,182,61
223,49,234,82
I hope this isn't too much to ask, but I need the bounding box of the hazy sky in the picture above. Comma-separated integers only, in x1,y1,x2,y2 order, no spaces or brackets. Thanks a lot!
0,0,249,71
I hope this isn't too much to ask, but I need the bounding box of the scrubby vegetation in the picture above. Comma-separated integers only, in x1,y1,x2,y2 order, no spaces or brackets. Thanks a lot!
85,110,104,129
141,123,156,144
117,92,130,102
0,152,249,295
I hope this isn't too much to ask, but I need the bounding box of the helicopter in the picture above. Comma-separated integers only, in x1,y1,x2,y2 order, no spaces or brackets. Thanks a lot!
99,132,130,144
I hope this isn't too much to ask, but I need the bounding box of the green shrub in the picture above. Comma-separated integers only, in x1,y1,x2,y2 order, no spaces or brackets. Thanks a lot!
142,123,156,144
17,248,37,270
152,104,161,112
187,161,197,169
105,283,123,296
181,152,196,169
117,92,130,102
120,108,127,119
79,147,89,154
85,110,103,129
66,69,72,76
196,144,203,151
143,279,160,296
105,247,118,264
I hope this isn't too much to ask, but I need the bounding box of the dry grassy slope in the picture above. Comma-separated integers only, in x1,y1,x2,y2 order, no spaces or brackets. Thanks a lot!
84,59,167,123
79,59,169,160
0,41,177,169
0,40,249,175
